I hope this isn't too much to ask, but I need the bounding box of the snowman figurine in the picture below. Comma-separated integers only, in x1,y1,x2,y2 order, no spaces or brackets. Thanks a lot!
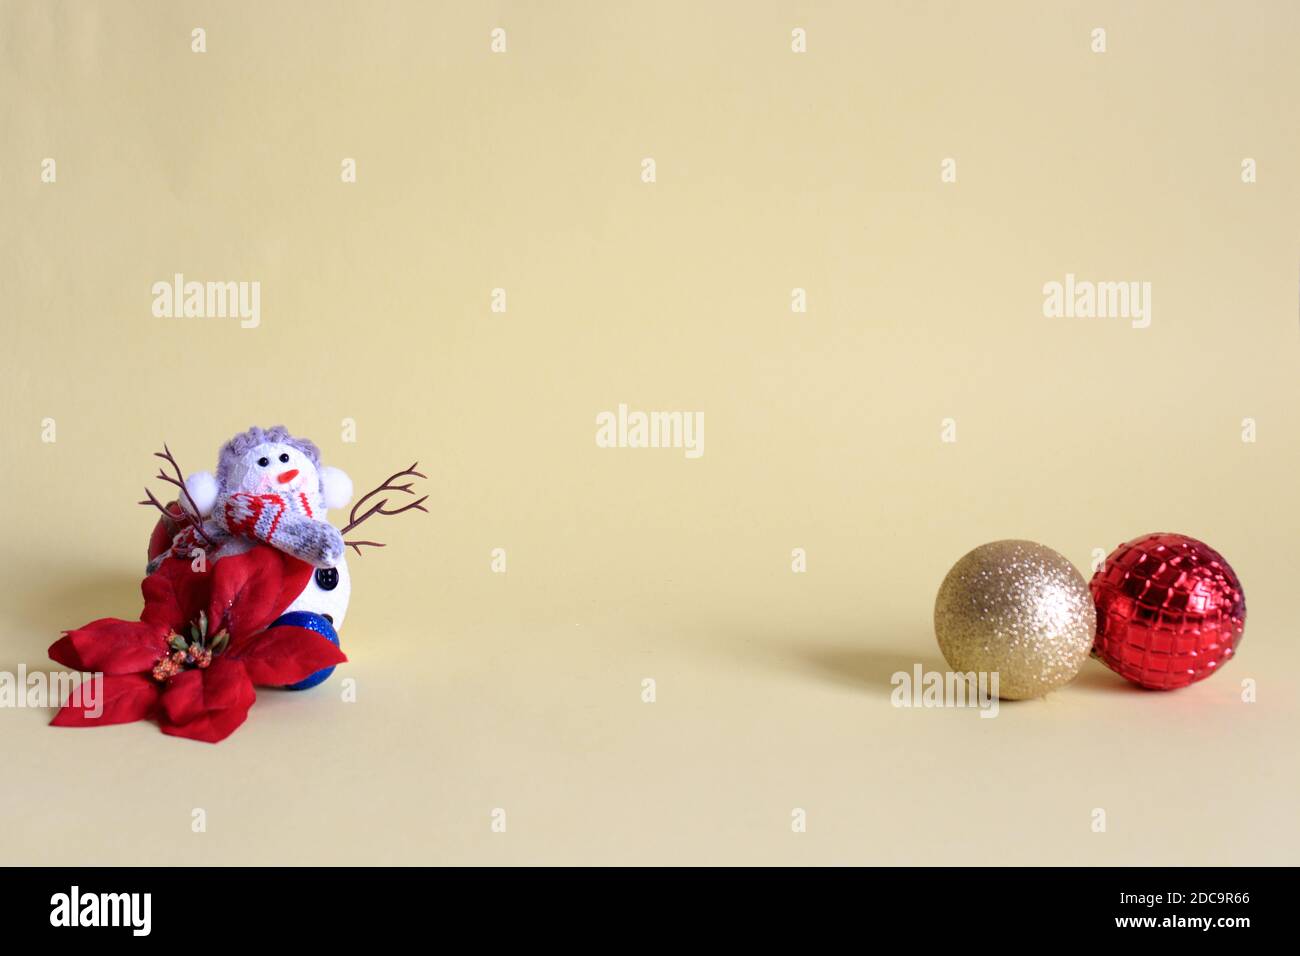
148,426,354,687
180,425,355,635
145,425,425,688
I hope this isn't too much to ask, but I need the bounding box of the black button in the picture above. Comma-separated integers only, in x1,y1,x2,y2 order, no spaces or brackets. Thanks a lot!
315,567,339,591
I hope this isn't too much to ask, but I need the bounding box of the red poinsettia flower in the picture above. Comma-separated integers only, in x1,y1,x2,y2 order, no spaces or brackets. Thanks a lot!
49,545,346,743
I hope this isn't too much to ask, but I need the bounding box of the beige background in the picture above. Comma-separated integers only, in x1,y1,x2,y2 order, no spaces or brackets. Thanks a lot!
1,1,1297,865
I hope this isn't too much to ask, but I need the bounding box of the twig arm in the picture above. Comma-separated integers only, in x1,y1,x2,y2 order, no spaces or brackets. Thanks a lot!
339,462,427,553
139,444,216,547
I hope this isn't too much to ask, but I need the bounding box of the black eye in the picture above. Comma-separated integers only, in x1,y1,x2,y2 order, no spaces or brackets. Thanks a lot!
315,568,339,591
279,453,290,463
257,457,269,467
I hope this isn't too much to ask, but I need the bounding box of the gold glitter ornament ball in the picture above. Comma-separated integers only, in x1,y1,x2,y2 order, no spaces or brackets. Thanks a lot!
933,540,1096,700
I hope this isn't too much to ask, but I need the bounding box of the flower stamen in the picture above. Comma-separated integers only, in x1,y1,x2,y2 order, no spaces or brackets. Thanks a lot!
152,618,226,682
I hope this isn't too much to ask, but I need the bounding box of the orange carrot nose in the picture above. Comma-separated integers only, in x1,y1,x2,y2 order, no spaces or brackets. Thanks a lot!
277,469,299,484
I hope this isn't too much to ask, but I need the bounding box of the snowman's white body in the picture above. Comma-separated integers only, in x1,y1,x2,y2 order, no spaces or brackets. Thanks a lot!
285,554,352,629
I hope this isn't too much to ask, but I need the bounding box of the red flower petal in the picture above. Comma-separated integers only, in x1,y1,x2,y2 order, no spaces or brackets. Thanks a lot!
159,658,254,727
158,671,204,727
140,556,212,630
158,659,255,743
49,619,168,674
160,703,253,743
233,625,348,686
50,674,159,727
207,546,314,642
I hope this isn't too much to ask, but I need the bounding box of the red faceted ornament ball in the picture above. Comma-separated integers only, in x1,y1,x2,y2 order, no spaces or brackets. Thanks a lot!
1090,533,1246,690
